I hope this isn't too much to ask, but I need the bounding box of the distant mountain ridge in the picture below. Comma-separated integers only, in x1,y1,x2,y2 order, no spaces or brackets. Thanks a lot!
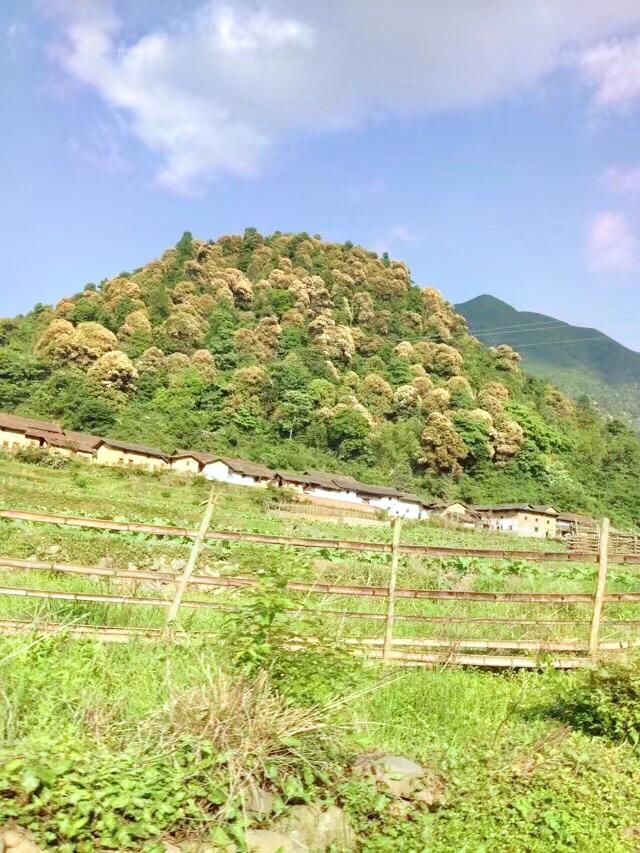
455,295,640,427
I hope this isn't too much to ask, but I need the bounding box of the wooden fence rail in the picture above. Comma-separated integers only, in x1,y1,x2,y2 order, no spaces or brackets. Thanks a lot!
0,507,634,668
0,507,619,563
0,618,591,669
0,557,600,602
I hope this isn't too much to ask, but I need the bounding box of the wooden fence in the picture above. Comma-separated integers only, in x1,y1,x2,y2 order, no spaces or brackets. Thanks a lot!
566,527,640,556
0,504,639,669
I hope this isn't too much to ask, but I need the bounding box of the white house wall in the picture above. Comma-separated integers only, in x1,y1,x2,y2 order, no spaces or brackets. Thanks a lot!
202,460,260,487
305,486,363,504
368,496,421,519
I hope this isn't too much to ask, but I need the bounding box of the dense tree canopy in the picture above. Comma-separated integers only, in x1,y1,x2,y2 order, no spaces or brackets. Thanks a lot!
2,229,640,527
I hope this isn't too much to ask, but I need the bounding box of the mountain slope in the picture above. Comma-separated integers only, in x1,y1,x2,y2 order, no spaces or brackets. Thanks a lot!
455,295,640,426
1,231,640,527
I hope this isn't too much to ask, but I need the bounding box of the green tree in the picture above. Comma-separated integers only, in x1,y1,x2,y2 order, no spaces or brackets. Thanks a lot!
276,390,314,438
326,407,371,459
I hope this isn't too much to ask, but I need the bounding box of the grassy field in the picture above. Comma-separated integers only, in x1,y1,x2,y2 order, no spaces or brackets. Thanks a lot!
1,452,640,851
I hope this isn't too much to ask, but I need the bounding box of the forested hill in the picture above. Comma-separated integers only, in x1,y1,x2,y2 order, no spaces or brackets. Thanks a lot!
456,294,640,429
1,230,640,527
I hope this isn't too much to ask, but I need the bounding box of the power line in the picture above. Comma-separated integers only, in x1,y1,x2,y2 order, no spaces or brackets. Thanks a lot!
472,324,571,337
469,319,567,334
511,335,625,350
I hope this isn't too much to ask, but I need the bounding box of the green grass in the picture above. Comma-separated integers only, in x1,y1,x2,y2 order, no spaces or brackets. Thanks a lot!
1,454,640,850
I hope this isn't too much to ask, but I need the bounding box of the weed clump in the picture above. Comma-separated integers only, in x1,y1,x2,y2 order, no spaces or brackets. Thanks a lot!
220,565,364,705
551,654,640,742
14,447,70,469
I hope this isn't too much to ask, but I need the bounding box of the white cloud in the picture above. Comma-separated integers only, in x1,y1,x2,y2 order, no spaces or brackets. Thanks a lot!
603,165,640,194
43,0,640,193
390,224,422,243
69,117,130,175
586,211,637,272
580,36,640,109
373,223,423,256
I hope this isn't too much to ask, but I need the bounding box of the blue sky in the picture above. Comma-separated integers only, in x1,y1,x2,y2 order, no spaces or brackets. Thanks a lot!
3,1,640,348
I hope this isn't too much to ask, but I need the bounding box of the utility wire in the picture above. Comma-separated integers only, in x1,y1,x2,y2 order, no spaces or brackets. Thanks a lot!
510,335,634,350
472,324,570,336
469,319,568,334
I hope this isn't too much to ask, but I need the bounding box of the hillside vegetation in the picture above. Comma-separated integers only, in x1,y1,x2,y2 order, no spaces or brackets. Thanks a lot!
456,294,640,430
1,230,640,526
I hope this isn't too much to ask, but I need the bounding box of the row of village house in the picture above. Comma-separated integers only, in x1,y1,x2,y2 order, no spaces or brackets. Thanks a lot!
0,411,594,539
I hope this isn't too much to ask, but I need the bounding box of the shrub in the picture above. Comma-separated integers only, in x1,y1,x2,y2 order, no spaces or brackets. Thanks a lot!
551,654,640,742
221,566,363,706
14,447,70,469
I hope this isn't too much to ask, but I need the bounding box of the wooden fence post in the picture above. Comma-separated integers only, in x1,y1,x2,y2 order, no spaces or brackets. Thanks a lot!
589,516,610,659
165,486,217,628
383,515,403,663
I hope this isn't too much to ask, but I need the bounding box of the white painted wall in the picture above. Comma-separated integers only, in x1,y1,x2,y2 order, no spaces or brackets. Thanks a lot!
202,460,260,487
304,486,363,504
367,496,422,520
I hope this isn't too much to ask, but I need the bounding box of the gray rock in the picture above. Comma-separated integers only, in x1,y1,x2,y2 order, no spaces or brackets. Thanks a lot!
245,786,276,817
354,753,445,805
245,830,306,853
367,755,425,777
274,804,356,852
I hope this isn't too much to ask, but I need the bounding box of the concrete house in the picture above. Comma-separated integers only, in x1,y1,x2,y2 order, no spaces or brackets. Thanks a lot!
274,471,312,492
420,500,470,521
28,428,102,459
556,511,596,538
356,483,423,519
171,450,216,475
64,431,104,460
95,438,169,470
302,470,365,504
473,504,558,538
202,456,275,487
0,413,64,450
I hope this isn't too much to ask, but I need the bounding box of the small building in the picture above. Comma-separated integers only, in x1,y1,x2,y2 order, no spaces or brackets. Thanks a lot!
421,500,470,521
63,431,104,460
95,438,169,470
202,456,276,487
302,470,365,504
556,511,596,538
171,450,216,475
27,428,102,459
275,471,316,492
356,483,423,520
0,413,64,451
473,504,558,538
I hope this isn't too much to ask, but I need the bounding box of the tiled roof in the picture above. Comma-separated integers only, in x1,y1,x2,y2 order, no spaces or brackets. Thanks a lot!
472,504,533,512
557,511,594,523
276,470,317,485
30,429,102,453
423,500,469,510
217,457,275,479
473,503,557,517
354,482,403,498
397,492,425,505
63,431,103,452
173,449,217,464
99,437,169,460
530,504,559,516
0,412,63,435
330,474,365,491
303,469,345,489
